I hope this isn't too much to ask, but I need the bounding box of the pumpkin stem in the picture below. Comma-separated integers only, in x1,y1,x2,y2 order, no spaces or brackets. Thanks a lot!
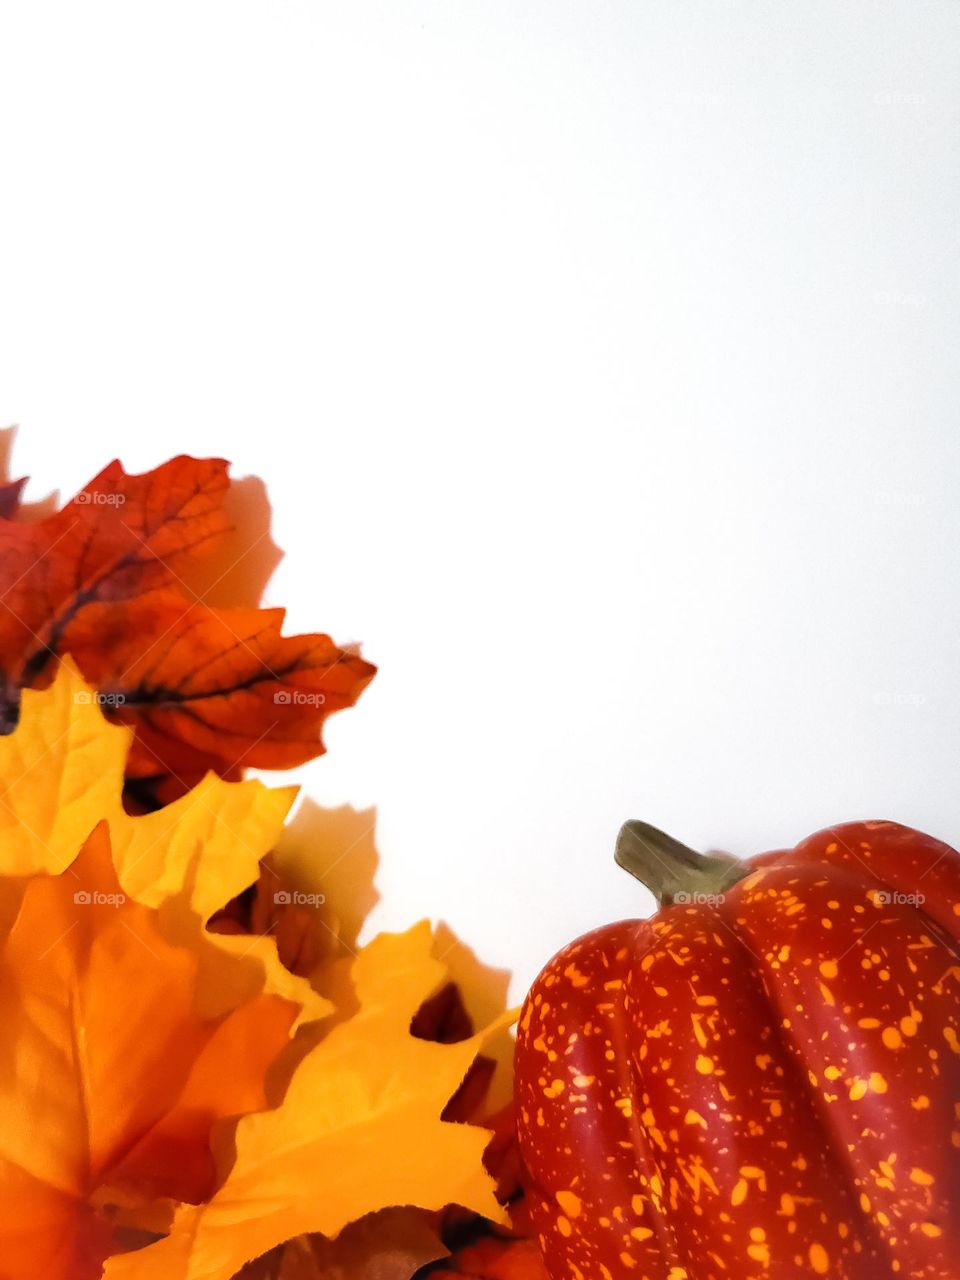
615,820,749,907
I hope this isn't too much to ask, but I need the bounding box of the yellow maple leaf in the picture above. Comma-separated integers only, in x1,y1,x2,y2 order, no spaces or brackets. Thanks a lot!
104,922,514,1280
0,659,324,1020
0,665,322,1278
0,661,514,1278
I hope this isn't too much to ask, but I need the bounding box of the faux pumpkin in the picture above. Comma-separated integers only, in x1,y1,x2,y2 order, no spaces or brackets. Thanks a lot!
515,819,960,1279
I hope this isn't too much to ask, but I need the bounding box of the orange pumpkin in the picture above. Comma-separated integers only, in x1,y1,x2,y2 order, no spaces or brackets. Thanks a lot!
515,819,960,1279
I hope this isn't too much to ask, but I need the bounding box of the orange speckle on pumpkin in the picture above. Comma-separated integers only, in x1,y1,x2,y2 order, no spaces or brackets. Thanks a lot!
809,1243,830,1274
556,1191,582,1217
563,963,590,989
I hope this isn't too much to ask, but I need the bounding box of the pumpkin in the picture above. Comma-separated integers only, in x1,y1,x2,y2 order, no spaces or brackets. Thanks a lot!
515,819,960,1279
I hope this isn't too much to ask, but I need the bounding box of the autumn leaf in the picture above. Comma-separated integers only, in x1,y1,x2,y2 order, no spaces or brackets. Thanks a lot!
210,801,382,988
0,666,324,1279
0,661,514,1279
0,450,519,1280
0,474,25,518
235,1210,448,1280
421,1237,549,1280
104,923,515,1280
227,1206,550,1280
0,659,324,1019
64,594,371,780
0,455,375,803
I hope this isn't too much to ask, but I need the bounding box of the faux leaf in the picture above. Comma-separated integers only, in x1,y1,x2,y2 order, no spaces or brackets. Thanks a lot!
104,923,515,1280
0,669,329,1278
0,455,511,1280
64,593,370,779
235,1210,448,1280
422,1237,549,1280
0,659,324,1020
0,455,375,802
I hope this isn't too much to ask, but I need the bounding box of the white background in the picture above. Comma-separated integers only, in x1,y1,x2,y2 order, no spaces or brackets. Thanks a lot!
1,2,958,1000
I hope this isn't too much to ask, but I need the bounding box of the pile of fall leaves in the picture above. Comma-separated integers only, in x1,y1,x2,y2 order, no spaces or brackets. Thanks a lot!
0,452,547,1280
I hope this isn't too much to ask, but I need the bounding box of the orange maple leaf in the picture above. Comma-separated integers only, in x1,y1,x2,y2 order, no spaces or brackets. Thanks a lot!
0,666,513,1279
104,922,514,1279
0,662,328,1277
234,1210,449,1279
0,455,375,803
0,822,299,1279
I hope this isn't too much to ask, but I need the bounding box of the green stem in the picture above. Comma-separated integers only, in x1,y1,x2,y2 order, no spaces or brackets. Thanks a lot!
615,819,749,907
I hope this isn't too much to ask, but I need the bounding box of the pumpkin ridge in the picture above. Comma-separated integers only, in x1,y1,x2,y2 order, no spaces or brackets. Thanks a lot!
618,929,696,1275
712,874,892,1269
